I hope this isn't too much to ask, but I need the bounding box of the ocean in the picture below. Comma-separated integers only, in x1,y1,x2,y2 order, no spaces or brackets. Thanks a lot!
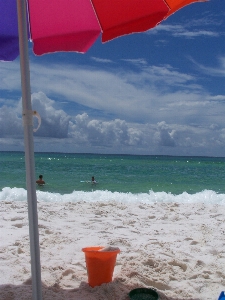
1,151,225,204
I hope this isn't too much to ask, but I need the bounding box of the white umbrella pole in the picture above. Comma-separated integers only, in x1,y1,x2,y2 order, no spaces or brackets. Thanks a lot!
16,1,42,299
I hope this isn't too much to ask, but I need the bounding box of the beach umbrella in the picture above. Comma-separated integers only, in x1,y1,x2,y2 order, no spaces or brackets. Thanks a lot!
0,0,205,299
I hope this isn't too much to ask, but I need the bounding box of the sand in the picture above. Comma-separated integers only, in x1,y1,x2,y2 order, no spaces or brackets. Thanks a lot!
0,199,224,300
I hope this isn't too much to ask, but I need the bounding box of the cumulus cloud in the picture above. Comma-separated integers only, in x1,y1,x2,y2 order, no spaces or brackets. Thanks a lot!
69,113,144,148
1,30,225,156
1,92,225,156
154,121,176,147
44,93,225,156
31,92,70,138
1,55,224,132
0,58,205,125
0,105,23,137
0,93,147,151
0,92,70,139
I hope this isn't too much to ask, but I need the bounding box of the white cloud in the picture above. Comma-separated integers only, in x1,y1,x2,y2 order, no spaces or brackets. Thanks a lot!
90,57,114,63
121,58,148,66
148,23,219,38
0,105,23,137
154,121,175,147
0,92,70,139
1,58,224,130
209,95,225,102
190,55,225,77
1,42,225,156
69,113,142,148
31,92,70,138
0,61,21,90
1,92,225,156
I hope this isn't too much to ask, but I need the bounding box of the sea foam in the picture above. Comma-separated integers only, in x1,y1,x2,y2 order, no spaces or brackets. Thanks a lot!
1,187,225,205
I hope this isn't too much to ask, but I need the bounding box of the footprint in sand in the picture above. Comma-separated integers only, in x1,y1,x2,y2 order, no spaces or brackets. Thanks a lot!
13,223,24,228
168,260,187,272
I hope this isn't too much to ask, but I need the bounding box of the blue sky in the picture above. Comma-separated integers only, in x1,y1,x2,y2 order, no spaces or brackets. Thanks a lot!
0,0,225,156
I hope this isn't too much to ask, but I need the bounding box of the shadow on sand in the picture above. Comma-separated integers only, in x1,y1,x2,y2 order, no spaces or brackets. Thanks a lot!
0,278,201,300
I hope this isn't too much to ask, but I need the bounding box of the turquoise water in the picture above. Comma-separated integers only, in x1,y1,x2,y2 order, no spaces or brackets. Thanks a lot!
1,151,225,195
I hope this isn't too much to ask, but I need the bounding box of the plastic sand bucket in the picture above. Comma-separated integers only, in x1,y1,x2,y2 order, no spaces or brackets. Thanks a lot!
82,246,120,287
129,288,159,300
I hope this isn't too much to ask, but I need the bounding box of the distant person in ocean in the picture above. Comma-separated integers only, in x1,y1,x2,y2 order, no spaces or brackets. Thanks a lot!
36,175,45,185
91,176,97,184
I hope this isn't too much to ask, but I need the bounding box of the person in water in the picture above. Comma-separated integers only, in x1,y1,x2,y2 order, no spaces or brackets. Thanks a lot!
36,175,45,185
91,176,97,184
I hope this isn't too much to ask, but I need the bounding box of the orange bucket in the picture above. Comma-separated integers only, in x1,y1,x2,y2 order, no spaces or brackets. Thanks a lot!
82,246,120,287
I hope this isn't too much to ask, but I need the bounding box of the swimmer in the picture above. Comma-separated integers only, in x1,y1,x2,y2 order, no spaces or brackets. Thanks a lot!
36,174,45,185
91,176,97,184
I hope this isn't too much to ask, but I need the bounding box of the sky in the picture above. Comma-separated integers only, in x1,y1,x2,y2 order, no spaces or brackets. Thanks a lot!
0,0,225,156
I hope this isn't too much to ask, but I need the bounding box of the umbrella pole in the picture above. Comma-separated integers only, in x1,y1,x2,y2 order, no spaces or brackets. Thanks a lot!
16,1,42,299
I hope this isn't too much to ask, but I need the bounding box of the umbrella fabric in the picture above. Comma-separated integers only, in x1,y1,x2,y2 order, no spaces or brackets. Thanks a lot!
91,0,169,42
28,0,169,55
28,0,101,55
0,0,205,61
165,0,206,17
0,0,19,61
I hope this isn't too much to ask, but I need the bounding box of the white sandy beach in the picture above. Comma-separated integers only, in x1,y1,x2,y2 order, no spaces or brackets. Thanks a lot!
0,198,225,300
